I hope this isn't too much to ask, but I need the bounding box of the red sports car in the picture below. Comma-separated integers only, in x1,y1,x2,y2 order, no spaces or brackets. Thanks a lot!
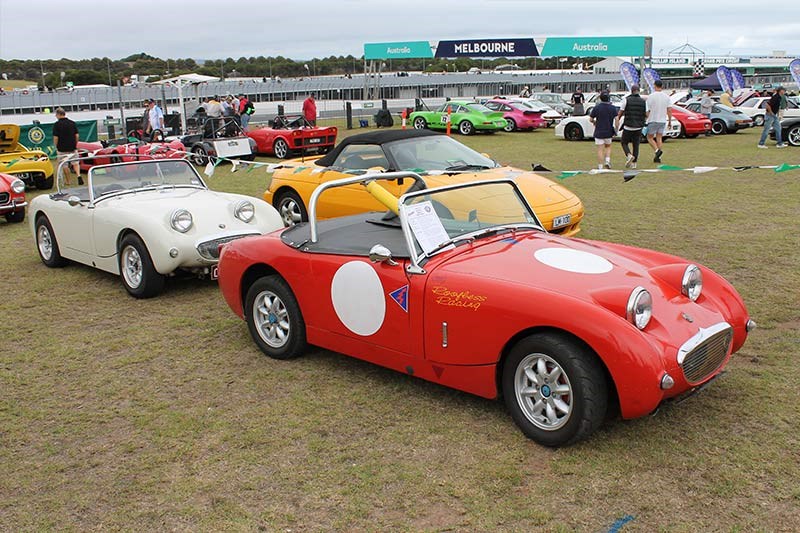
246,115,337,159
217,173,754,447
670,105,712,138
484,99,548,131
0,172,27,223
76,138,186,172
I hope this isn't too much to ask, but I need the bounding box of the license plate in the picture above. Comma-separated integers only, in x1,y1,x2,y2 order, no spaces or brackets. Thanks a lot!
552,214,571,228
210,265,219,280
308,137,321,144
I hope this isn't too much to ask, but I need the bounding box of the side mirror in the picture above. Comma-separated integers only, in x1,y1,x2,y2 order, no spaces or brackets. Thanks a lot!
369,244,398,266
67,195,82,207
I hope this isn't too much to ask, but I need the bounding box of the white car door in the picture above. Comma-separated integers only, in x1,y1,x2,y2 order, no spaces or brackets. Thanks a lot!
44,193,95,260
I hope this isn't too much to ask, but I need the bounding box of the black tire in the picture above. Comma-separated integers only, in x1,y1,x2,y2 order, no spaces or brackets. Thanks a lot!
413,117,427,130
35,215,67,267
273,138,290,159
502,332,608,447
245,275,307,360
274,190,308,227
564,123,584,141
503,118,517,132
680,124,687,138
34,174,54,190
191,145,210,166
5,209,25,223
787,125,800,147
711,120,727,135
753,115,765,127
458,120,474,135
118,234,165,298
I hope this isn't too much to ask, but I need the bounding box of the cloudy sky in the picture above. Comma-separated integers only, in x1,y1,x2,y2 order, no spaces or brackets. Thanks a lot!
1,0,798,60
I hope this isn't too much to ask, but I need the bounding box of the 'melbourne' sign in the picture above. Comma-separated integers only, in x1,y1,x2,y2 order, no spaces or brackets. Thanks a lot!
435,38,538,58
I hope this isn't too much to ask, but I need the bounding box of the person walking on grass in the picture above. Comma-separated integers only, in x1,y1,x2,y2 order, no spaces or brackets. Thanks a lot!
589,91,617,169
615,85,646,169
758,86,786,149
645,80,673,163
52,108,81,186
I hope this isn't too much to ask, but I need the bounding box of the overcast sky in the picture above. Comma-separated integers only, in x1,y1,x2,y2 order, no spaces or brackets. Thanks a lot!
1,0,798,61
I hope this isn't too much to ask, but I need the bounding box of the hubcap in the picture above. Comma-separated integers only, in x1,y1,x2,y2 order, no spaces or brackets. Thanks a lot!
515,353,573,431
414,119,425,129
278,198,303,226
193,149,206,164
460,122,471,134
37,225,52,260
275,141,288,158
789,128,800,146
121,245,143,288
504,119,515,132
253,290,291,348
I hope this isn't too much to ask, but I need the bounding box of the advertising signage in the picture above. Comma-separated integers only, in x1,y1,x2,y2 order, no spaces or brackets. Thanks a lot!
541,36,652,57
435,38,538,58
364,41,433,60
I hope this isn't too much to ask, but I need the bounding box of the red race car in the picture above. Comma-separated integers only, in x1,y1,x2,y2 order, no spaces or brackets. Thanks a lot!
0,172,27,223
217,173,754,446
246,115,337,159
670,105,712,138
76,137,186,172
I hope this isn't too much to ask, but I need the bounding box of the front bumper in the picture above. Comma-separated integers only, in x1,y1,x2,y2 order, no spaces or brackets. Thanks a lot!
0,199,27,214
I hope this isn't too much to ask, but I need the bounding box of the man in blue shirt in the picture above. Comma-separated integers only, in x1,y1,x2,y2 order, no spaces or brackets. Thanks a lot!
589,92,618,169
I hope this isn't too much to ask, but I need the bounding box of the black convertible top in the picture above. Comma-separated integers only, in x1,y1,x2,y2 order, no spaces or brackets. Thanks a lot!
315,129,442,167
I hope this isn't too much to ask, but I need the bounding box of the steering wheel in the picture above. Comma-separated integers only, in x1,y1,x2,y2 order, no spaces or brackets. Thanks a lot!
150,129,165,142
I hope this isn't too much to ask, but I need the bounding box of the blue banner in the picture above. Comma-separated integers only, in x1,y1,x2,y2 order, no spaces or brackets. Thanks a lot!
716,66,733,93
790,59,800,88
731,69,746,91
619,62,639,91
435,38,538,58
641,68,661,93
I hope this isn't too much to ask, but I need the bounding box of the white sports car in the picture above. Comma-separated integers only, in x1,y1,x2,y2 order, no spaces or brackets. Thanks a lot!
29,159,283,298
554,113,681,141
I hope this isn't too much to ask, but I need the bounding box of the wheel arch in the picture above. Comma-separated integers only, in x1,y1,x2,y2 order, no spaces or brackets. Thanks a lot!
271,185,301,208
240,263,285,316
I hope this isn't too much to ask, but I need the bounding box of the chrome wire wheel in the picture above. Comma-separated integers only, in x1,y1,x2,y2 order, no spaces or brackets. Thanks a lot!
514,352,573,431
278,197,303,226
121,245,143,289
37,225,53,261
253,290,291,348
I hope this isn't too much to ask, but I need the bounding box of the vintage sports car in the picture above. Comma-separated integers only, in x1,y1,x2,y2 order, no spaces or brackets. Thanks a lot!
0,172,27,223
682,102,753,135
669,105,712,138
736,96,800,126
246,115,337,159
178,116,256,165
30,159,283,298
555,113,682,141
264,130,583,236
0,124,55,189
484,99,547,131
409,101,507,135
777,116,800,146
218,173,754,446
530,92,573,116
76,136,186,172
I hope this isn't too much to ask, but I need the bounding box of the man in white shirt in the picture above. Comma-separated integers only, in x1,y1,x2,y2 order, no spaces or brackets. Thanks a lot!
645,80,673,163
147,99,165,139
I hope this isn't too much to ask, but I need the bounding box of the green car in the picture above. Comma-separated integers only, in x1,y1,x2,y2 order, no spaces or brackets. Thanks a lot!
410,101,507,135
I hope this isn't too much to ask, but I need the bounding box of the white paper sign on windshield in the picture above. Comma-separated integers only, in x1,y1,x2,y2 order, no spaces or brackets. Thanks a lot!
404,200,451,255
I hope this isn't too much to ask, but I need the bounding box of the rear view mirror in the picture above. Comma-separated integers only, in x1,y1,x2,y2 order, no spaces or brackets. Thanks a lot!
369,244,398,266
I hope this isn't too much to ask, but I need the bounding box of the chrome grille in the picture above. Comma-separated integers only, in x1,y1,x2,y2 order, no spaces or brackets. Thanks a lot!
0,192,9,205
680,325,733,384
196,234,256,260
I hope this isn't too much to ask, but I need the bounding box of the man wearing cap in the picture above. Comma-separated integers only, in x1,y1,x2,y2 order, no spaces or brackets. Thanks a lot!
589,91,617,169
615,85,646,169
758,87,787,148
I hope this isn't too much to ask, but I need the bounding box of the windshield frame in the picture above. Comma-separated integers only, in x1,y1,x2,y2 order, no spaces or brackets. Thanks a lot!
87,159,206,205
398,178,544,273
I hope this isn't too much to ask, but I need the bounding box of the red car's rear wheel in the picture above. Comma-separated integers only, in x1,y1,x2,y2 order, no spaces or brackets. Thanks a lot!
273,138,290,159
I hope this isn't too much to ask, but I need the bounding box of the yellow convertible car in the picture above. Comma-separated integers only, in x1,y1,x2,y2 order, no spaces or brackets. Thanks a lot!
0,124,55,189
264,130,583,236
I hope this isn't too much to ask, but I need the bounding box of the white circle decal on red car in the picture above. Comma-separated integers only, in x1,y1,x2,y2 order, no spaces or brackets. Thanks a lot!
331,261,386,336
534,247,613,274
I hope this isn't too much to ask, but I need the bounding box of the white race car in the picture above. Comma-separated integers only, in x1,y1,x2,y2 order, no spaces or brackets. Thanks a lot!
30,159,283,298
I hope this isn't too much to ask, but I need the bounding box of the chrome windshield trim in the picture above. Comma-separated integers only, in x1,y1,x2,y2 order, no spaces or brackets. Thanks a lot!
676,322,733,365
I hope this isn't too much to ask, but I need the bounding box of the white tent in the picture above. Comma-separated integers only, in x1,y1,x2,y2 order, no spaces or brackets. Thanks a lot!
154,74,219,133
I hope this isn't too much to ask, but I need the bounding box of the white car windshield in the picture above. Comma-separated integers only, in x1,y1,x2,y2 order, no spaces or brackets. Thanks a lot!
89,160,204,200
384,135,499,172
400,181,541,258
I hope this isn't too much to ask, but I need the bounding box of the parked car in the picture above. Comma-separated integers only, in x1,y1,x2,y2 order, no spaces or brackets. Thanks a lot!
555,113,682,141
76,137,186,172
264,129,584,236
777,116,800,146
736,96,800,126
0,172,27,223
530,93,573,115
246,115,337,159
30,159,283,298
670,105,712,138
178,116,256,165
503,98,565,126
484,99,548,131
218,172,754,447
683,102,753,134
0,124,55,189
410,101,507,135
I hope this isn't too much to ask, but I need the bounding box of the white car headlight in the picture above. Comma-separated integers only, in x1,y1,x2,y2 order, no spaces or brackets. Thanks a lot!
234,200,255,223
626,286,652,330
681,264,703,301
170,209,193,233
11,179,25,194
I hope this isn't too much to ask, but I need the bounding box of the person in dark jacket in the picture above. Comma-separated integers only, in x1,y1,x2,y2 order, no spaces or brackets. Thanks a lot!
615,85,646,169
589,91,617,169
52,107,81,185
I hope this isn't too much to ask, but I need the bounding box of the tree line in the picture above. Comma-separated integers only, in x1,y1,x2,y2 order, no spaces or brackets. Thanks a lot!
0,53,596,88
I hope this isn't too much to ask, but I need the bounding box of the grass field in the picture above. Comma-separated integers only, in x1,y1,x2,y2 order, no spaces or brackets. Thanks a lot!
0,79,37,90
1,122,799,531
